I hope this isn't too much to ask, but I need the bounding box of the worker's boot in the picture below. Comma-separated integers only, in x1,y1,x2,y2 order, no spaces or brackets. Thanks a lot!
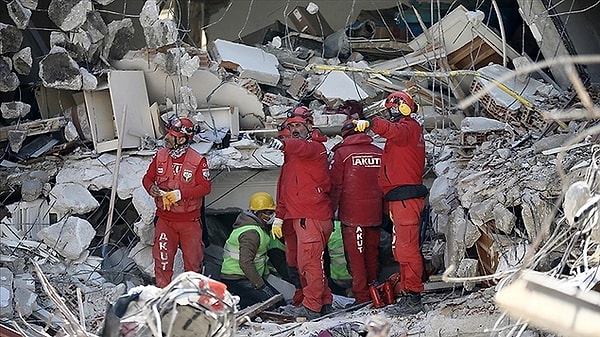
384,291,423,315
320,304,333,315
282,304,321,321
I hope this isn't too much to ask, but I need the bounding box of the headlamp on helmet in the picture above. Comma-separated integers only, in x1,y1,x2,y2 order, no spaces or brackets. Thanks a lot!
166,116,195,138
285,106,314,126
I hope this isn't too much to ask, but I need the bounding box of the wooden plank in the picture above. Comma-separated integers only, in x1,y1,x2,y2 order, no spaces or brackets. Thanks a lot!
235,294,283,326
0,117,67,142
495,271,600,337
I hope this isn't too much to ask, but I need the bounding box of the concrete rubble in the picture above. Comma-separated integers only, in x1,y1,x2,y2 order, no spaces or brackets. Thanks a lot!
0,1,599,336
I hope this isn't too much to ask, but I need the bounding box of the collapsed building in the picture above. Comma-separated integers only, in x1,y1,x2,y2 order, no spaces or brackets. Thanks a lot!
0,0,599,336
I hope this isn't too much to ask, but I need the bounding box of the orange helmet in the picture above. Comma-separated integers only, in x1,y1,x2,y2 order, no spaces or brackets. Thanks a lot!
384,91,415,119
166,116,195,138
285,106,313,126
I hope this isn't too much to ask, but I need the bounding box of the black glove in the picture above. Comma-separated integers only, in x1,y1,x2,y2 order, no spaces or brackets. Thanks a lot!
258,284,278,299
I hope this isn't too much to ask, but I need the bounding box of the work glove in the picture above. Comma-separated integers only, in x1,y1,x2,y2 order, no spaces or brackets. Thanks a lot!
164,190,181,203
162,194,174,211
258,283,278,299
410,113,424,126
353,119,370,132
271,217,284,239
162,190,181,211
268,138,284,150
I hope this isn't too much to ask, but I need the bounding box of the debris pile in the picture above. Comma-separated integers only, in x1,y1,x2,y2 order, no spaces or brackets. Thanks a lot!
1,1,599,336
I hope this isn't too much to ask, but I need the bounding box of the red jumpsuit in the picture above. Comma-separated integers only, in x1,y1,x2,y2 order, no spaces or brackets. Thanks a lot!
329,133,383,303
370,116,426,294
142,148,211,287
275,137,333,313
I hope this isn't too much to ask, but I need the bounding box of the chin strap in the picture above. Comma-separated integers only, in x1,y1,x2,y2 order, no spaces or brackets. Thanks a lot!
168,143,189,159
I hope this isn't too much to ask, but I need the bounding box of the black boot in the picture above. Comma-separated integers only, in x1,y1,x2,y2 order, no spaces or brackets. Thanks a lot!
384,292,423,315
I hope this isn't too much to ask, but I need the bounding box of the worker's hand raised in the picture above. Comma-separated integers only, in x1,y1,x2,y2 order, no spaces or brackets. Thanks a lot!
268,138,284,150
271,217,284,239
353,119,370,132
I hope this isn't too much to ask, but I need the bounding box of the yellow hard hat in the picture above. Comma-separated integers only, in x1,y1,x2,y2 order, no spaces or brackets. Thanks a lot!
249,192,276,211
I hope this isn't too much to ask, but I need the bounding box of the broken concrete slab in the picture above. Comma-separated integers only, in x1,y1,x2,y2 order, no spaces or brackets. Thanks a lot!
37,216,96,260
1,101,31,119
48,182,100,217
492,203,516,234
39,46,82,90
140,0,178,49
7,130,27,153
471,64,558,131
12,47,32,75
103,18,135,60
21,178,44,202
13,273,37,317
82,11,108,44
0,23,23,54
133,219,154,245
48,0,90,32
163,47,201,77
49,31,86,62
468,199,497,227
209,39,281,86
139,0,160,28
7,0,32,29
313,70,371,101
79,67,97,90
20,0,38,10
0,56,20,92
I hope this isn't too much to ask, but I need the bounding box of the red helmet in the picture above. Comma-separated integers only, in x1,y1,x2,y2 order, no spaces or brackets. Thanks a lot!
384,91,415,116
340,119,357,138
285,106,313,126
166,116,195,138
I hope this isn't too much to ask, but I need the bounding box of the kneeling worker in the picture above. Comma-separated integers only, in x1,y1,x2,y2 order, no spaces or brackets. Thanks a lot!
220,192,286,309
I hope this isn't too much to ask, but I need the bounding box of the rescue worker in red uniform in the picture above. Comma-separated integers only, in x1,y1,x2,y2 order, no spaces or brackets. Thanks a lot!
274,120,305,307
268,106,333,320
142,116,212,288
354,91,428,314
329,119,384,304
